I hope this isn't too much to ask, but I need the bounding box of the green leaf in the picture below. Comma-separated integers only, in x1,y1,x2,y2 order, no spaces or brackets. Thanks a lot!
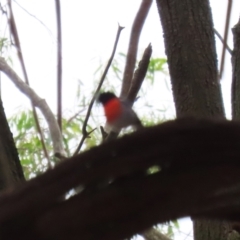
172,219,180,229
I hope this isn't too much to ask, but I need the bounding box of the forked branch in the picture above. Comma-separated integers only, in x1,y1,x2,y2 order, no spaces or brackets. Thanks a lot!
120,0,153,98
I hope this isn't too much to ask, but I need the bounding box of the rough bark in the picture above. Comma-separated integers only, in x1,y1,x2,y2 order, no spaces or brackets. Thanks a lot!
193,220,229,240
232,18,240,119
0,99,24,190
229,16,240,240
155,0,226,240
156,0,224,118
1,118,240,239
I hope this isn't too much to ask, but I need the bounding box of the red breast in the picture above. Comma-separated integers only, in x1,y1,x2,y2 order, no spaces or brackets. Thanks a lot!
104,98,122,123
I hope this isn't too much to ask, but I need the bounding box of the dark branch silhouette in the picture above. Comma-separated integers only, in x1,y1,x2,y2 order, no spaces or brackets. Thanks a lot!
214,28,232,55
1,118,240,239
127,43,152,104
232,18,240,119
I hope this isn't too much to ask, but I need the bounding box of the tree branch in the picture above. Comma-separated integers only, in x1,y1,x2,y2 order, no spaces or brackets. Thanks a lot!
214,28,232,55
0,57,65,156
1,118,240,239
219,0,232,79
127,43,152,104
120,0,153,98
7,0,51,167
73,24,124,155
55,0,63,132
231,18,240,119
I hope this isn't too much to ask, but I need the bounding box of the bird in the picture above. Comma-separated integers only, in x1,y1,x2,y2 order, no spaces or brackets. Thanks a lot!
97,92,143,133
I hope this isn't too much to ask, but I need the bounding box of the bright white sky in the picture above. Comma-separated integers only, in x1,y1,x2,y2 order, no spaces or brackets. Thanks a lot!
0,1,239,239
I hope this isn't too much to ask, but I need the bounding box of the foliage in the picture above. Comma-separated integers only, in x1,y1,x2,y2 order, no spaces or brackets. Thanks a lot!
147,57,167,84
8,110,45,179
7,52,168,176
164,220,180,238
0,37,12,63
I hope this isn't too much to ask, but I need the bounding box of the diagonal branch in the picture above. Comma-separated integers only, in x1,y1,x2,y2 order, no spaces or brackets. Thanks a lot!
7,0,51,167
127,43,152,104
73,24,124,155
219,0,232,79
105,1,153,142
214,28,232,55
120,0,153,98
0,57,65,156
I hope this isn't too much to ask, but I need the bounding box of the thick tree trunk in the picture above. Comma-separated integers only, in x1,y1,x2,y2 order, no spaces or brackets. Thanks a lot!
232,19,240,119
193,220,231,240
0,99,24,190
155,0,227,239
156,0,224,118
229,16,240,240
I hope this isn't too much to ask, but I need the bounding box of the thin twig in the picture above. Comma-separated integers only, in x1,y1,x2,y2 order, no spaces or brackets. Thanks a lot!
214,29,232,55
120,0,153,98
219,0,232,79
7,0,52,168
67,108,85,124
100,126,108,140
0,3,7,15
55,0,62,132
13,0,54,37
73,25,124,155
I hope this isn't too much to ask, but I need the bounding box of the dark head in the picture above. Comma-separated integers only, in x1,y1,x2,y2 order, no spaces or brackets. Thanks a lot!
98,92,117,105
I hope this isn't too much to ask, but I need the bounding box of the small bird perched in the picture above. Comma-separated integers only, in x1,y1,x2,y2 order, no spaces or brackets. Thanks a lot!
98,92,143,133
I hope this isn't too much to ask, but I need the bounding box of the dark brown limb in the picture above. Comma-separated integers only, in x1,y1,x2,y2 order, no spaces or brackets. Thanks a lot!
127,43,152,104
1,119,240,239
156,1,227,239
231,19,240,119
120,0,153,98
156,0,225,118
